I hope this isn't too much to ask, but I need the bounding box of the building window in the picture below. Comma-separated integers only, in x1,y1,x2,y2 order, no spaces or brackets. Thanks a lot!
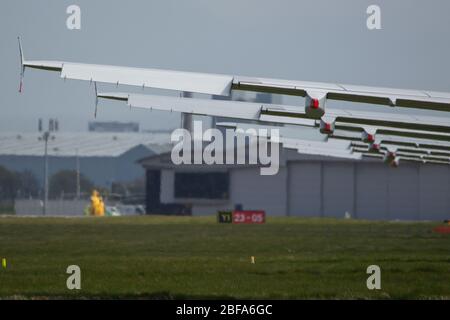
174,172,229,200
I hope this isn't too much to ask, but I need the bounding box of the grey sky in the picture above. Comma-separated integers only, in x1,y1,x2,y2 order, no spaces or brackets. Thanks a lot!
1,0,450,132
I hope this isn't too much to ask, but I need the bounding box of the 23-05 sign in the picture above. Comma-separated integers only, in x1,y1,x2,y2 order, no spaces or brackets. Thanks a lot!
233,211,265,224
218,211,266,224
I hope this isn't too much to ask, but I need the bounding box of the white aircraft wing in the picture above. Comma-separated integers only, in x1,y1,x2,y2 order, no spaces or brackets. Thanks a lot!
63,63,233,96
97,92,317,127
333,130,450,150
351,141,450,157
22,60,233,96
18,38,450,111
262,105,450,132
361,149,449,164
212,122,362,160
362,153,449,165
335,123,450,141
19,40,232,96
234,76,450,111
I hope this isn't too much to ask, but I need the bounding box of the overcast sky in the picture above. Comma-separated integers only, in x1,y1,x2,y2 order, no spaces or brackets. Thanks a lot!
1,0,450,132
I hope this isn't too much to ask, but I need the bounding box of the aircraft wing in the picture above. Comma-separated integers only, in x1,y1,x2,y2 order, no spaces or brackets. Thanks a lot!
335,123,450,141
97,92,317,127
362,153,449,165
233,76,450,111
19,38,450,111
332,130,450,150
22,60,233,96
216,122,362,160
262,104,450,133
352,142,450,157
19,39,232,96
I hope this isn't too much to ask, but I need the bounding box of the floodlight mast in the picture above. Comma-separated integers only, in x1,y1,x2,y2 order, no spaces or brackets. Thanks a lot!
42,131,49,216
38,119,57,216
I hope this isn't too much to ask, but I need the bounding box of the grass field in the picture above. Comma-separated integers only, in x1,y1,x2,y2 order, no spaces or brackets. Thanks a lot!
0,215,449,299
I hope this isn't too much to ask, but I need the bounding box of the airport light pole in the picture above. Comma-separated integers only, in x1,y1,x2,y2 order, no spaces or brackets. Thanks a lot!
38,119,57,216
42,131,49,216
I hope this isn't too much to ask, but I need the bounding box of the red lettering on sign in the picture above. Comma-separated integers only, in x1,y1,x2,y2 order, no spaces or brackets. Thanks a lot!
232,210,266,224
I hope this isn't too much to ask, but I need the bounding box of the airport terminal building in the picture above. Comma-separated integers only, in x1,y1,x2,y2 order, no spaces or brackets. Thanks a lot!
140,148,450,221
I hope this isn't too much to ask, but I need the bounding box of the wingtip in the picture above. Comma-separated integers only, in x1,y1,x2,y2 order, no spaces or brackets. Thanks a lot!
94,82,98,118
18,36,24,63
18,36,25,93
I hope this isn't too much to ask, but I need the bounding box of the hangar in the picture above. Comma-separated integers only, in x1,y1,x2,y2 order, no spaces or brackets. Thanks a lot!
0,132,171,189
139,147,450,221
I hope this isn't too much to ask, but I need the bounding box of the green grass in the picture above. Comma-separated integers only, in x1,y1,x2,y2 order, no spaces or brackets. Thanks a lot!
0,216,449,299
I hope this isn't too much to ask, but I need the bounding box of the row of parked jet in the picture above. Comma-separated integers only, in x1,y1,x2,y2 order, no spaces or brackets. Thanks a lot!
17,37,450,167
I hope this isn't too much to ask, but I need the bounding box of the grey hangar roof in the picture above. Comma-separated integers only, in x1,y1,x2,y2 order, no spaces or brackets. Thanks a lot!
0,132,173,158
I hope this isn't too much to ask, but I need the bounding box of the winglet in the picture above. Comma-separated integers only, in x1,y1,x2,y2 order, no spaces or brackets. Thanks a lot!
18,36,25,93
94,82,99,118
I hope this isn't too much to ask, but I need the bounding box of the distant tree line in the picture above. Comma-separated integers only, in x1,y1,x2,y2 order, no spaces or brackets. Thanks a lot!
48,170,94,199
0,166,39,200
0,166,95,201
